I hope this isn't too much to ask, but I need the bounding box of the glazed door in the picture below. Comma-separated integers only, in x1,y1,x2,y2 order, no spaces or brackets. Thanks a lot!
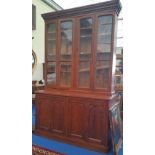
58,20,73,88
95,15,113,90
50,96,66,134
46,22,57,87
77,17,93,89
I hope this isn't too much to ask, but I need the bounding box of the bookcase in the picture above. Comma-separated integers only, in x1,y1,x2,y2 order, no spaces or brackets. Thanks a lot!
35,0,121,153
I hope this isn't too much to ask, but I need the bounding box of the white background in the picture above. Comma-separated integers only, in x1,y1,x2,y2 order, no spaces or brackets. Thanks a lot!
0,0,155,154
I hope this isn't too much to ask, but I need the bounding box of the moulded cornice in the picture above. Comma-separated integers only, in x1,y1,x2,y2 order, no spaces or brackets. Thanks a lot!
42,0,122,20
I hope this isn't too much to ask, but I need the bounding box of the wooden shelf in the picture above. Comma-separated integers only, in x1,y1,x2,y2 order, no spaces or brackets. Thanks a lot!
79,65,109,72
115,73,122,76
116,54,123,59
80,35,92,38
61,29,72,31
80,27,92,30
116,65,123,67
48,31,56,34
98,33,111,36
48,39,56,41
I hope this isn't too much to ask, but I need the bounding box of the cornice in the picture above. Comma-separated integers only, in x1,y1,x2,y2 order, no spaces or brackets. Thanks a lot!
42,0,122,20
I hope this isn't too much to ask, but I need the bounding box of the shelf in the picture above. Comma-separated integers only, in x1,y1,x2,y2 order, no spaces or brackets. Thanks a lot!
61,38,72,41
98,33,111,36
100,23,112,26
48,39,56,41
116,54,123,59
79,65,109,72
48,31,56,34
116,65,123,67
80,27,92,30
61,53,72,56
115,73,122,76
80,35,92,38
79,52,91,54
60,71,71,73
61,29,72,32
48,53,56,55
79,68,90,72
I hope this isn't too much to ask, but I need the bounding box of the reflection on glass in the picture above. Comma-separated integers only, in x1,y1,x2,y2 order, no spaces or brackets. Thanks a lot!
47,62,56,85
78,61,90,88
80,37,91,57
60,62,71,86
48,24,56,32
95,61,110,89
47,40,56,61
79,18,92,59
61,21,72,30
80,18,92,28
98,24,112,34
98,16,112,25
60,21,72,61
96,52,111,61
97,43,111,53
80,29,92,37
77,18,92,88
97,15,112,54
98,35,111,44
116,59,123,66
47,23,56,61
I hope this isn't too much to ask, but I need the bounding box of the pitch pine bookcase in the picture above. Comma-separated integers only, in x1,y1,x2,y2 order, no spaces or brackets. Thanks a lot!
35,0,121,153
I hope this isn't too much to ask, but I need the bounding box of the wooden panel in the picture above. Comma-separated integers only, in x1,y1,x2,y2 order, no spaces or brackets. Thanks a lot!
87,101,108,145
37,96,51,131
51,96,66,134
68,98,86,138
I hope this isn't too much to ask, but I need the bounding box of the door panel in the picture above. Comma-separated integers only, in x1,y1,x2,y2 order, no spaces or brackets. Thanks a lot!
37,98,51,131
51,96,66,134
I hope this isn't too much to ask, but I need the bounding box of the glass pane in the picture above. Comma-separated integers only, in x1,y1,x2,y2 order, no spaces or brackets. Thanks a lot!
116,67,123,74
97,15,112,58
80,18,92,28
48,24,56,32
116,47,123,54
47,62,56,85
79,18,92,61
98,16,112,25
47,23,56,61
61,21,72,30
116,59,123,66
98,35,111,44
98,24,112,34
95,61,110,89
47,40,56,61
80,37,91,60
60,21,72,61
60,62,71,86
97,43,111,53
96,52,111,61
80,28,92,36
78,61,90,88
115,75,123,84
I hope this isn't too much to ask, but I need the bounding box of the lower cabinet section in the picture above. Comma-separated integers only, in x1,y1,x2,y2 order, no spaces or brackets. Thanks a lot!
35,93,110,153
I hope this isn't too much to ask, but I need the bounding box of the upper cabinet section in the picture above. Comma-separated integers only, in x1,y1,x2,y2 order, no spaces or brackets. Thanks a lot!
43,0,121,92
